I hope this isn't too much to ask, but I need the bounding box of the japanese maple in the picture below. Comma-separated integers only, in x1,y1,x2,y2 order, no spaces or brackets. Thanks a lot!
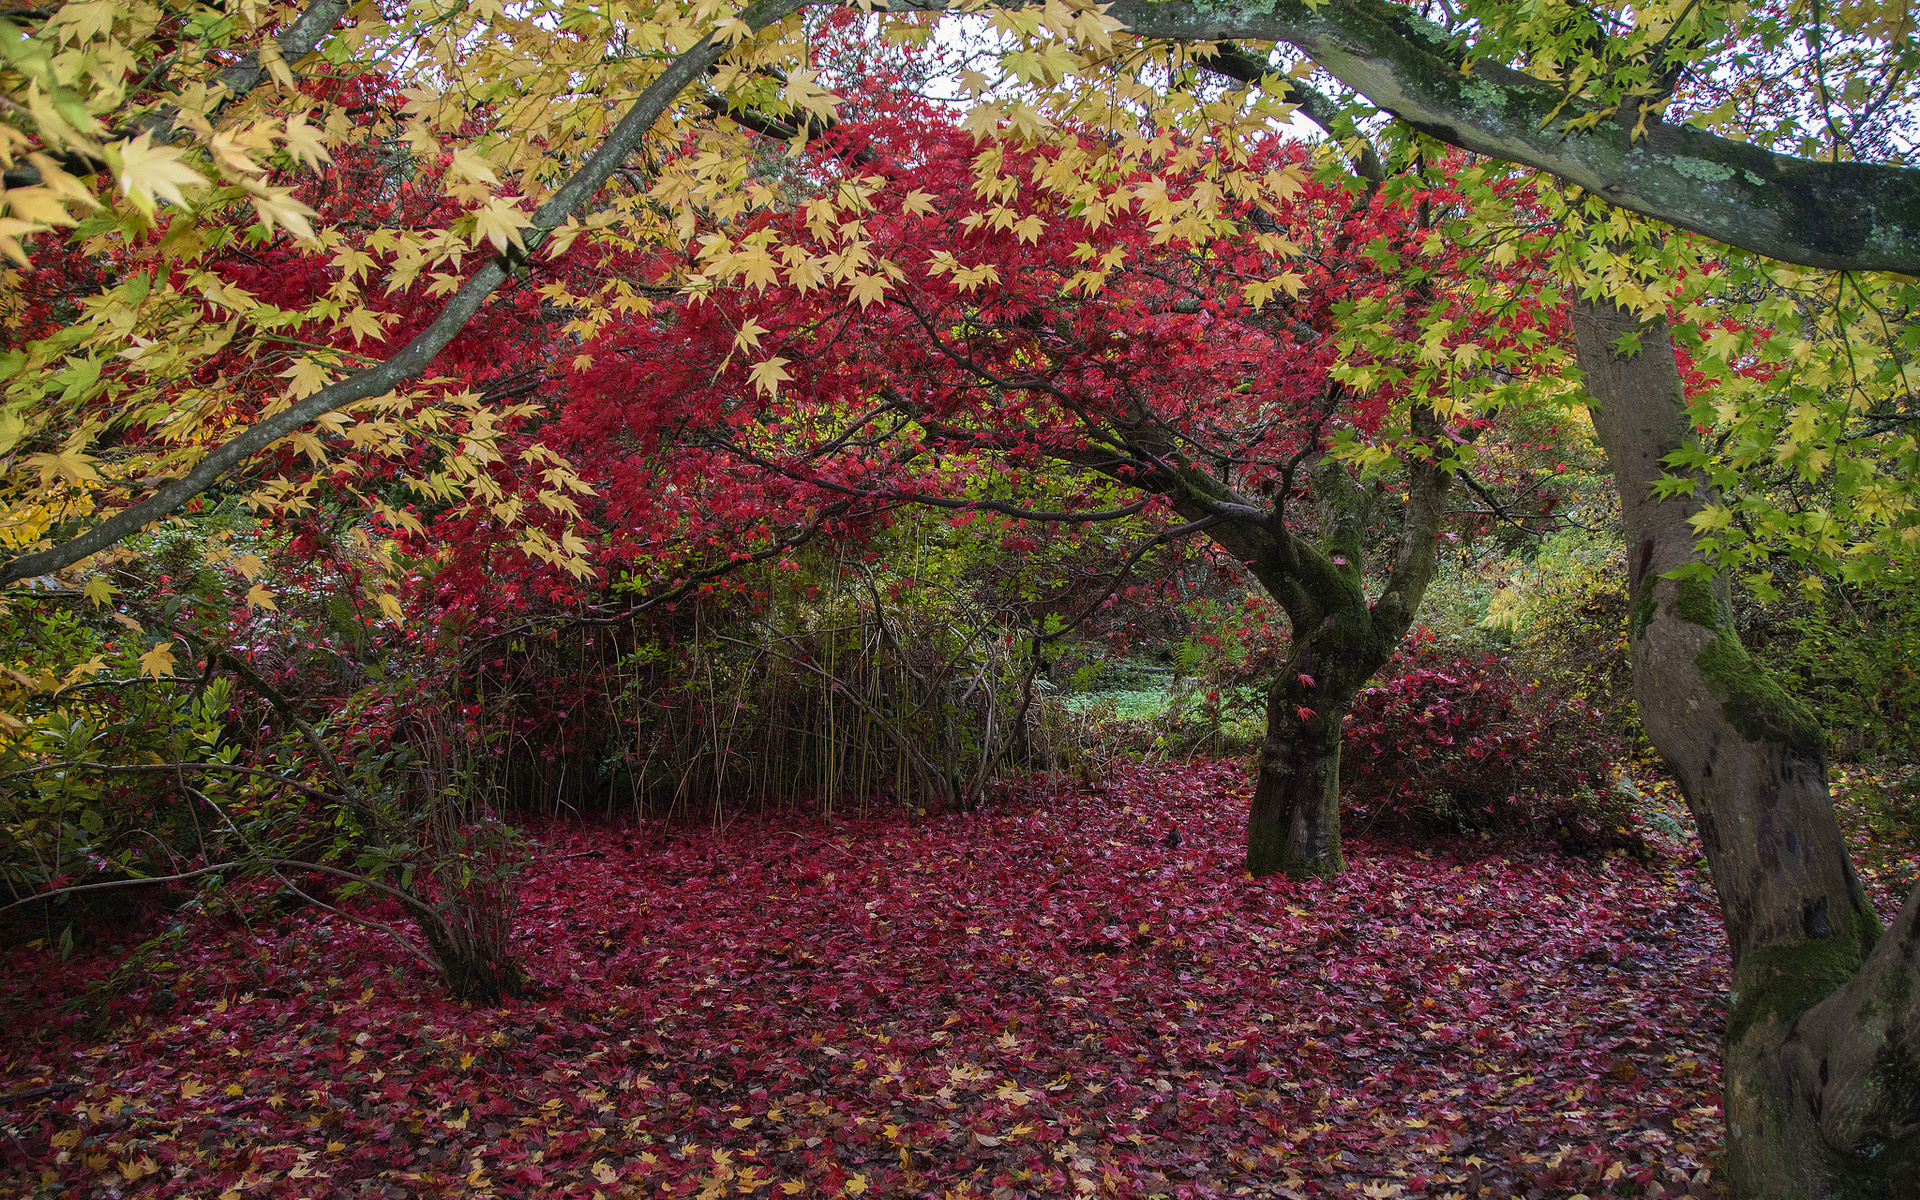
505,106,1571,878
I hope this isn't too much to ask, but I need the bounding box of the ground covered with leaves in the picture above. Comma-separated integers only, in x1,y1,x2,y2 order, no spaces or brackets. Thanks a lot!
4,763,1741,1199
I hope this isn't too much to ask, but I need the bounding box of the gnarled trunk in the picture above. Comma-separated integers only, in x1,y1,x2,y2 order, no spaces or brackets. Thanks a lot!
1575,295,1920,1198
1245,692,1348,878
1245,602,1400,878
1238,424,1451,879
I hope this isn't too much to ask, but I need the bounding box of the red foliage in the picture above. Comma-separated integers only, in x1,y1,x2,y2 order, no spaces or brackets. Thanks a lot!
3,764,1730,1198
1341,633,1626,837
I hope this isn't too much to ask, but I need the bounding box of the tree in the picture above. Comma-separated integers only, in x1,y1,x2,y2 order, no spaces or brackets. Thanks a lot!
1104,0,1920,273
1572,290,1915,1198
3,3,1914,1189
523,108,1569,877
1095,4,1920,1192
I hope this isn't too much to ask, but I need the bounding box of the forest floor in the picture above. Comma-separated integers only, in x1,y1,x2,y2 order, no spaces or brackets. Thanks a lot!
7,758,1910,1200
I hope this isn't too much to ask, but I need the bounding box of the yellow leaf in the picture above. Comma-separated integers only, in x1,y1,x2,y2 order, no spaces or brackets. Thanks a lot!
846,273,888,308
257,38,296,90
139,643,177,680
3,185,79,227
280,115,333,170
245,584,278,611
592,1162,619,1185
82,575,117,606
747,356,792,397
451,147,500,186
900,190,936,216
0,409,26,455
180,1079,207,1099
117,1156,159,1181
25,450,99,485
336,306,393,345
249,186,319,242
471,198,530,254
733,318,768,353
56,657,106,693
279,356,333,400
114,133,207,211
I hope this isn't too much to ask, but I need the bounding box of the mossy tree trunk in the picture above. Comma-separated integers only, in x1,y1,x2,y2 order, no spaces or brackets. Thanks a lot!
1575,295,1920,1198
1096,403,1454,879
1238,438,1450,878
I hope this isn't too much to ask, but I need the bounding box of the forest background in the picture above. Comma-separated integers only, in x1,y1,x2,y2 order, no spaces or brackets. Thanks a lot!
1,1,1918,1198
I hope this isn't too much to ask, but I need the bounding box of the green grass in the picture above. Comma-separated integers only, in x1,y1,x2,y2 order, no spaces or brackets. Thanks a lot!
1062,687,1181,719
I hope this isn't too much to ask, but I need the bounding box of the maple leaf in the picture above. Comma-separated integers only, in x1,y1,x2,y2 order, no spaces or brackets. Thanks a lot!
25,450,99,485
471,198,532,254
249,185,320,242
733,318,769,354
3,184,81,227
138,641,177,680
747,357,793,397
279,114,333,170
452,147,502,186
113,132,208,211
846,274,889,308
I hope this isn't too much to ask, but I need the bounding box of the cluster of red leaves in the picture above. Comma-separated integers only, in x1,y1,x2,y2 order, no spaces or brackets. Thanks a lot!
3,764,1734,1199
1341,645,1625,837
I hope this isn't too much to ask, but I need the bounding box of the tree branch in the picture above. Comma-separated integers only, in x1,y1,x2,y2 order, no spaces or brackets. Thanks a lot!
0,0,810,588
2,0,354,188
1105,0,1920,273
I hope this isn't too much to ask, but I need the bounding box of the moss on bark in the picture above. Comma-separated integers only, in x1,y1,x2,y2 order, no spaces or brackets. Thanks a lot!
1727,906,1882,1046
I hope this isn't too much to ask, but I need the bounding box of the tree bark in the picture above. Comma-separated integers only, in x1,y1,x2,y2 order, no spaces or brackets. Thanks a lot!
1105,0,1920,275
1243,616,1373,880
1233,412,1452,879
1574,295,1920,1197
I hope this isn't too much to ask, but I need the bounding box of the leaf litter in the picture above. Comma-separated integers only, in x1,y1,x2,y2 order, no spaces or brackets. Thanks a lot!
3,762,1740,1199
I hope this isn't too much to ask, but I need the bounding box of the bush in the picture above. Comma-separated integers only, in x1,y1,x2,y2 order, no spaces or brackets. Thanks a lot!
1339,636,1633,842
1485,531,1645,755
1742,571,1920,763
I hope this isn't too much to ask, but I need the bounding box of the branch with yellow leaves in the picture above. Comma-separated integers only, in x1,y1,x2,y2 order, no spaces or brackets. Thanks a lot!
0,0,353,189
0,0,812,589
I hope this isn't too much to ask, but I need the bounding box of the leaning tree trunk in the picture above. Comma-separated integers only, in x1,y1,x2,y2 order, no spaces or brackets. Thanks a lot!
1574,295,1920,1198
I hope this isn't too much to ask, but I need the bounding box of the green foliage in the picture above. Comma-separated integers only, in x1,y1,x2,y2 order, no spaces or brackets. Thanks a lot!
1742,568,1920,762
1483,530,1646,753
0,596,239,946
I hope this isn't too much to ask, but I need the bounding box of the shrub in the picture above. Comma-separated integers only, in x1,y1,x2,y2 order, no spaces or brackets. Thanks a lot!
1742,571,1920,763
1484,531,1645,754
1339,636,1633,842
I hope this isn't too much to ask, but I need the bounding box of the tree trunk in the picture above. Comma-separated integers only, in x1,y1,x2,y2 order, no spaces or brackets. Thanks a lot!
1574,295,1920,1198
1244,615,1392,878
1247,673,1349,878
1241,436,1450,880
